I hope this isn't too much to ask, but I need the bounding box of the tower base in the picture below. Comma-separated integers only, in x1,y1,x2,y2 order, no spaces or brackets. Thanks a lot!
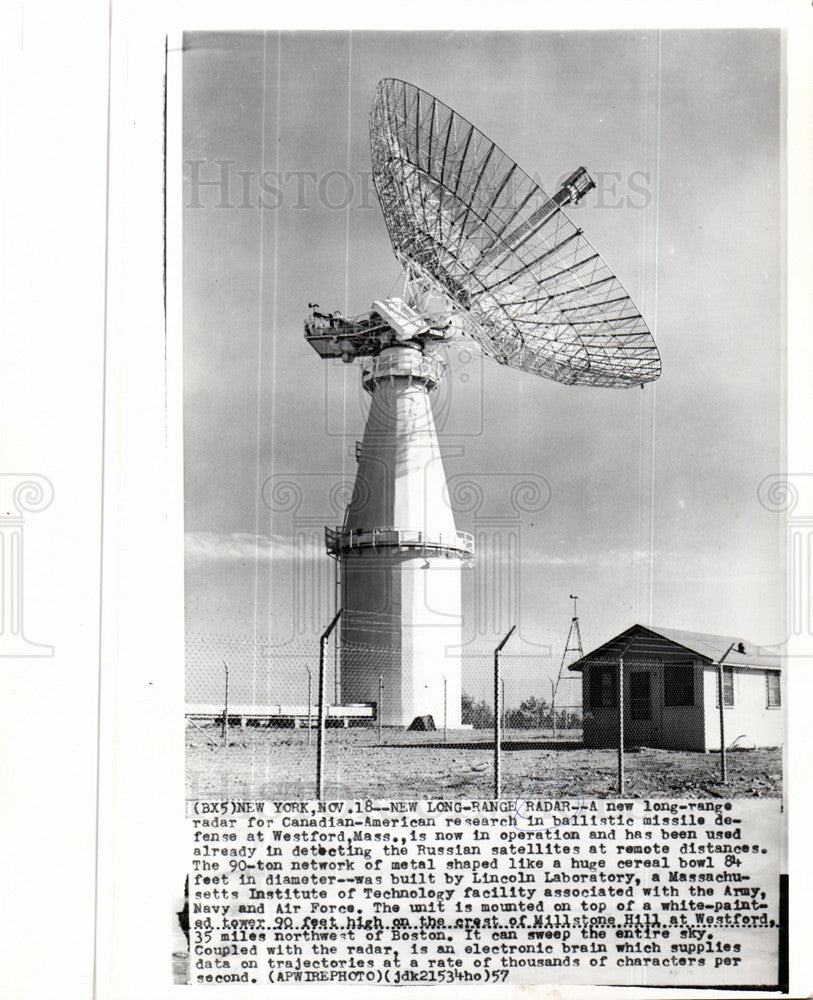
339,549,463,728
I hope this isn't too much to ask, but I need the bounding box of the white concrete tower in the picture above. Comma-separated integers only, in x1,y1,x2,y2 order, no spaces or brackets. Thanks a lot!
325,344,473,727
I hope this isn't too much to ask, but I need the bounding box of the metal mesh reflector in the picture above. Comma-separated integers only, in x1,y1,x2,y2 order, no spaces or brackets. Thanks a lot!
370,78,661,388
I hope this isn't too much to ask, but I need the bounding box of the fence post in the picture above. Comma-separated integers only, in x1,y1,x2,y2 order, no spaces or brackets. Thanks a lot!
494,626,516,799
716,643,735,784
317,610,342,801
613,637,637,795
617,656,624,795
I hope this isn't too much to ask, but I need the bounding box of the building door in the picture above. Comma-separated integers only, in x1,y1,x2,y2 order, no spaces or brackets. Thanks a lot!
627,670,654,744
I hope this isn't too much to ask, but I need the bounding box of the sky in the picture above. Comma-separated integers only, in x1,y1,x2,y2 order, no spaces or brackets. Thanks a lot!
182,30,784,706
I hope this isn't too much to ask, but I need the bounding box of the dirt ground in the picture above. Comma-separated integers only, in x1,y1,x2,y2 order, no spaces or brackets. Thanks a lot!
186,724,782,801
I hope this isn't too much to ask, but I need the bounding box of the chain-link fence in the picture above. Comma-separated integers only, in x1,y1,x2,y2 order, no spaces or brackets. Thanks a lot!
186,624,585,798
185,629,783,801
186,634,582,732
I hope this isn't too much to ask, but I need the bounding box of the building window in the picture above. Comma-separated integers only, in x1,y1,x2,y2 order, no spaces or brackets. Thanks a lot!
664,665,694,706
589,665,617,708
766,671,781,708
715,666,735,707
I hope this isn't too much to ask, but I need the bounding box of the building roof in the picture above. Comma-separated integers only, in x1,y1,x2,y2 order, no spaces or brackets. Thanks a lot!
567,623,782,672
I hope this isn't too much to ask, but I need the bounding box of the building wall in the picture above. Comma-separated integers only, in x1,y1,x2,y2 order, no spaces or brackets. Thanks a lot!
700,666,784,750
581,660,706,750
659,662,707,750
582,704,618,748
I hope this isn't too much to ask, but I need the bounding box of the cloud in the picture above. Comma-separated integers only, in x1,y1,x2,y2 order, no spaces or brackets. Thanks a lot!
520,553,589,568
519,547,659,569
185,530,323,563
185,531,674,575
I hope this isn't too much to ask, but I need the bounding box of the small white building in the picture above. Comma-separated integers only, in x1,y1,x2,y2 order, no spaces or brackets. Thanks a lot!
568,624,783,751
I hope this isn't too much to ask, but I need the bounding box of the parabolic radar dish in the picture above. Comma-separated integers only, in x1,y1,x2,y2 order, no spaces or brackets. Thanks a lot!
370,78,661,388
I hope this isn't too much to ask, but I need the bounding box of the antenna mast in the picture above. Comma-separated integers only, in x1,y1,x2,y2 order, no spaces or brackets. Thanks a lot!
553,594,584,701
